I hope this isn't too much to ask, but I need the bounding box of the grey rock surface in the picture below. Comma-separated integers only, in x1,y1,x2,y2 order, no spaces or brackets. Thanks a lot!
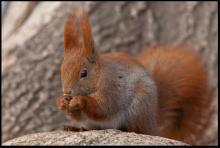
2,129,189,146
2,1,218,145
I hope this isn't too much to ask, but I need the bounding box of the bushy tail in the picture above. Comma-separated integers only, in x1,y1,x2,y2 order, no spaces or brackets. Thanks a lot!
136,44,212,145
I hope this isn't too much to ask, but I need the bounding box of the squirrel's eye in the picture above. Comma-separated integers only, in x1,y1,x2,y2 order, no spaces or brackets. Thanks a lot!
81,70,87,78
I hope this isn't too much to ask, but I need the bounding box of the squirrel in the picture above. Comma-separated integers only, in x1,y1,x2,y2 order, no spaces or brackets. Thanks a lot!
56,8,212,145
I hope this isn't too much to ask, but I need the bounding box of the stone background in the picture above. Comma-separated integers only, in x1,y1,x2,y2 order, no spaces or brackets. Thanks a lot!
2,130,189,146
2,1,218,145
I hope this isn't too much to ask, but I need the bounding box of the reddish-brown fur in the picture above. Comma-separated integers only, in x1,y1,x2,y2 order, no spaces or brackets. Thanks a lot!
64,8,82,54
56,95,82,121
58,8,108,122
136,44,212,145
56,8,212,145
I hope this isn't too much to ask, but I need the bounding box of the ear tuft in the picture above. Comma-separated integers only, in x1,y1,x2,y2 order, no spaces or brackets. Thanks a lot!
64,8,82,54
89,38,96,64
80,7,98,64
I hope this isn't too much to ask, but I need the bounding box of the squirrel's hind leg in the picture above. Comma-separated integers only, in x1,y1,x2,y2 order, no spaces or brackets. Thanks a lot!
62,125,90,131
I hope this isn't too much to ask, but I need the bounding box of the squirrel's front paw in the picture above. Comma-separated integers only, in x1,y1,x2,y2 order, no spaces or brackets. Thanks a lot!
56,95,69,111
69,96,84,111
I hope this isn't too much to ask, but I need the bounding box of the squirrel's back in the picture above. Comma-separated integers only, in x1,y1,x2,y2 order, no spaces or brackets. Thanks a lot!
136,44,212,145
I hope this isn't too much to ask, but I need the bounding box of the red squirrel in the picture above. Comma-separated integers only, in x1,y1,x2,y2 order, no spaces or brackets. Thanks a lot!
56,8,212,145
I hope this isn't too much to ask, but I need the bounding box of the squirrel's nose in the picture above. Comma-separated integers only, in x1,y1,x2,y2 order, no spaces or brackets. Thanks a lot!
63,87,72,95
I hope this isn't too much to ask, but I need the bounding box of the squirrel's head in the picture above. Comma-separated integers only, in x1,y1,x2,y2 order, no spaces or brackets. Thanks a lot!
61,8,101,96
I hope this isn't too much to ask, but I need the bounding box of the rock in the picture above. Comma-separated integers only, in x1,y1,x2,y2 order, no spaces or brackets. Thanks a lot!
2,2,37,42
2,129,189,146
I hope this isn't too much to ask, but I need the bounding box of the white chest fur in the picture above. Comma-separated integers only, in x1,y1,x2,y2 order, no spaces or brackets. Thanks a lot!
74,110,127,130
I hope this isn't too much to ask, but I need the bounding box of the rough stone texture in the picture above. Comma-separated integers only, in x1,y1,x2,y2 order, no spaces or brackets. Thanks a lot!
2,130,189,146
2,2,37,42
2,2,62,58
2,1,218,145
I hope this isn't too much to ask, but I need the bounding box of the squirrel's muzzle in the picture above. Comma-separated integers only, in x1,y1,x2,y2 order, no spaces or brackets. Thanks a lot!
63,87,72,95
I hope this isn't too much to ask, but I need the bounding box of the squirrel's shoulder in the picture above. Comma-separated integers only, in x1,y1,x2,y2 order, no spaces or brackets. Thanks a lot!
101,52,141,66
101,52,132,60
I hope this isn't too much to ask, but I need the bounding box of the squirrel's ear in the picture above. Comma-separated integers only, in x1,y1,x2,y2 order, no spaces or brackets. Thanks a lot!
80,8,98,64
64,8,82,55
